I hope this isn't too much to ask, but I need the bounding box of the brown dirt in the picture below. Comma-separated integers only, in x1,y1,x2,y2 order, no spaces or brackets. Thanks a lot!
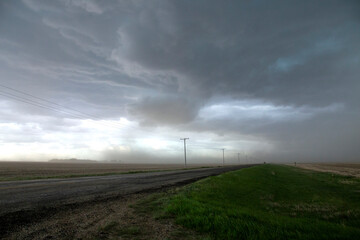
294,163,360,178
2,189,202,240
0,161,216,180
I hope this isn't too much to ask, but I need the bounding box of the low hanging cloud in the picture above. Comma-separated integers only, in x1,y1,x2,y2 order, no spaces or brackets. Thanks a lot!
130,96,201,126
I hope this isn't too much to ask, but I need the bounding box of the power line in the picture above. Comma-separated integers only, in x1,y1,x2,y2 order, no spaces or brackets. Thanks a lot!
0,84,137,130
0,84,173,135
0,91,84,118
0,90,128,131
0,84,193,141
0,86,180,143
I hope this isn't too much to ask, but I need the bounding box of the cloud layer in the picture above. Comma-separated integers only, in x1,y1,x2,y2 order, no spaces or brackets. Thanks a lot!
0,0,359,163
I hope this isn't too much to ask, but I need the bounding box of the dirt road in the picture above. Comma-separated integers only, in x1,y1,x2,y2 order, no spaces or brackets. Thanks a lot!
0,165,254,236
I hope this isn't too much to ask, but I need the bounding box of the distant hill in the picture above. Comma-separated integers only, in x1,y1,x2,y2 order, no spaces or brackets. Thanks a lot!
48,158,98,163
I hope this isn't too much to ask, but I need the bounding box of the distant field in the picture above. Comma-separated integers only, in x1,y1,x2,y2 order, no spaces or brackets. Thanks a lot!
296,163,360,177
132,164,360,240
0,161,216,181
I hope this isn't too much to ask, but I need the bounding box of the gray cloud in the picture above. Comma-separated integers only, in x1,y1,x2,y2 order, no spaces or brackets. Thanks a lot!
0,0,359,162
130,95,201,126
111,0,360,101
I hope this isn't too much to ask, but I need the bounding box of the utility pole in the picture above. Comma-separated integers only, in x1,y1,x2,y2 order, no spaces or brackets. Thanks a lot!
238,153,240,164
180,138,189,168
221,148,225,166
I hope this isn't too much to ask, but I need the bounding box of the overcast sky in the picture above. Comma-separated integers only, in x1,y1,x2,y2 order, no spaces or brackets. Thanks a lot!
0,0,359,164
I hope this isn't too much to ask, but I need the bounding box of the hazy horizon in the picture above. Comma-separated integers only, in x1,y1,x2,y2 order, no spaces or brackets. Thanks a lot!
0,0,359,164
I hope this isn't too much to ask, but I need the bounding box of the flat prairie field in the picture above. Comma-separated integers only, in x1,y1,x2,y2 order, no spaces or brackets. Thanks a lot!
295,163,360,177
0,161,215,181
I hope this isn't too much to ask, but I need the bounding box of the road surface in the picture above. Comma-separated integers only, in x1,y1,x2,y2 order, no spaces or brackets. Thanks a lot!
0,165,255,217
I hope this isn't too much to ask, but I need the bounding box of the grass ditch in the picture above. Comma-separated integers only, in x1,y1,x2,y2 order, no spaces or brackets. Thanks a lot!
132,164,360,240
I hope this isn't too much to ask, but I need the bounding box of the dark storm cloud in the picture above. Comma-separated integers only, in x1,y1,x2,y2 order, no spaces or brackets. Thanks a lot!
0,0,359,162
130,95,201,126
109,0,360,161
113,0,360,106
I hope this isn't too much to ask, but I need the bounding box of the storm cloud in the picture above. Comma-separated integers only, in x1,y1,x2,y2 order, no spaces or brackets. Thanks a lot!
0,0,359,163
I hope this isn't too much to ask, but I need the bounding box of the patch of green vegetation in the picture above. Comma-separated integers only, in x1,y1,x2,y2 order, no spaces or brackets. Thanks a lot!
141,165,360,240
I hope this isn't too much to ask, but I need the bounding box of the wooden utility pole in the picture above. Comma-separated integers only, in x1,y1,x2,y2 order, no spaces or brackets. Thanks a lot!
221,148,225,166
180,138,189,167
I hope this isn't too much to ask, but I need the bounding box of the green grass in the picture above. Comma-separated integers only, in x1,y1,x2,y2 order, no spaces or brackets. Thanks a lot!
139,164,360,240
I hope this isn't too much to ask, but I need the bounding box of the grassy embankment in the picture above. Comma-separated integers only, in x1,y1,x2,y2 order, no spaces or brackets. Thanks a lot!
133,164,360,240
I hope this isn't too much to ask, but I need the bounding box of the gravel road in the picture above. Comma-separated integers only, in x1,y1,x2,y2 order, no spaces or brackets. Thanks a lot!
0,165,254,217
